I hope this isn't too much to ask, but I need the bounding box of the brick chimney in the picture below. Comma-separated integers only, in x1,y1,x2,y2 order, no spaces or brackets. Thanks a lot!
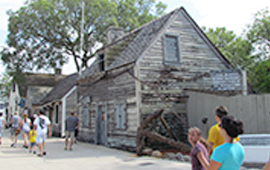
55,68,62,75
107,26,125,44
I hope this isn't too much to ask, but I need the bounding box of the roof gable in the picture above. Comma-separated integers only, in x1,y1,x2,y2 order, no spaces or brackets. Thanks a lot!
18,73,66,97
79,6,233,81
27,86,54,105
178,8,233,69
106,8,178,70
39,73,78,105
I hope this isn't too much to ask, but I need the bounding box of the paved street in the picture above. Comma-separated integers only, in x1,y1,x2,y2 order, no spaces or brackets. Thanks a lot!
0,129,191,170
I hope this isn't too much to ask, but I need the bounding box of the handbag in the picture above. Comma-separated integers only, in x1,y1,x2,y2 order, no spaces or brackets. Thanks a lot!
15,129,20,135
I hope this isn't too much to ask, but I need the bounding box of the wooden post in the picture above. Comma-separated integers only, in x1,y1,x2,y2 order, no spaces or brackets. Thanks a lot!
136,109,191,155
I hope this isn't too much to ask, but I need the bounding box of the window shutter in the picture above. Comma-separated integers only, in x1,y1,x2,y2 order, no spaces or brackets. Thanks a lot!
115,105,120,129
55,105,59,124
83,107,89,127
120,104,126,129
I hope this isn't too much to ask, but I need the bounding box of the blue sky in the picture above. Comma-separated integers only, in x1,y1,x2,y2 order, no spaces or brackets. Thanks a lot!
0,0,269,74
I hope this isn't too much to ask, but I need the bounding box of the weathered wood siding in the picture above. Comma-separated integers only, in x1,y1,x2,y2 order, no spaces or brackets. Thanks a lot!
136,11,232,145
138,11,229,115
187,91,270,138
66,90,77,114
78,67,137,151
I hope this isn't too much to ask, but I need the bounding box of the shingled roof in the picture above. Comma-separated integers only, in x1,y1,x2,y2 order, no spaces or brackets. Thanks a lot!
79,6,232,81
79,7,178,82
39,73,78,105
105,8,177,70
19,73,65,98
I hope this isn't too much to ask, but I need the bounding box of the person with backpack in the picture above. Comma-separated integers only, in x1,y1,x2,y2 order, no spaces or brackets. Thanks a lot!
33,109,51,157
9,111,22,148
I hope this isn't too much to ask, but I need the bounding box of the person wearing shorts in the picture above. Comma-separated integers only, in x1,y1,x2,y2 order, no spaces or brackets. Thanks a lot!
22,112,31,148
64,111,77,151
33,109,51,157
29,126,37,154
9,111,22,148
0,112,6,145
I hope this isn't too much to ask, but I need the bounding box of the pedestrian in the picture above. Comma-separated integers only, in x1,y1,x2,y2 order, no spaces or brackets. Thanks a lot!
188,127,209,170
0,112,7,145
22,112,31,148
33,109,52,157
9,111,22,148
29,125,37,154
74,115,79,143
207,105,239,154
64,111,78,151
207,115,244,170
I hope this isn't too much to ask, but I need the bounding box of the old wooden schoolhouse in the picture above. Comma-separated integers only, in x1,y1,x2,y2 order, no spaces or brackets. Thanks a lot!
76,7,244,152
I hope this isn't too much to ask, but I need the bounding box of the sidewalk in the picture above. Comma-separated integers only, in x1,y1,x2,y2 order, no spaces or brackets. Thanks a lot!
0,129,191,170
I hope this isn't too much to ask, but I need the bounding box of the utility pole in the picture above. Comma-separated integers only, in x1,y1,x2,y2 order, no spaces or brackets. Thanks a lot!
79,1,85,76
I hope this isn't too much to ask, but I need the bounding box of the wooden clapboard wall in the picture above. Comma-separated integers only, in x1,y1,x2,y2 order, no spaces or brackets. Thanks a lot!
137,10,229,116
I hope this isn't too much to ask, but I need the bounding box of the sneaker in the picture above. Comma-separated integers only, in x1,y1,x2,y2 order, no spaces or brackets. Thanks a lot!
13,145,17,148
43,152,46,156
10,143,14,147
29,150,32,153
33,151,36,154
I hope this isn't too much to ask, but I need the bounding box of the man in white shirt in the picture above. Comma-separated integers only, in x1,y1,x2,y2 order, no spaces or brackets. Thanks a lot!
33,109,51,157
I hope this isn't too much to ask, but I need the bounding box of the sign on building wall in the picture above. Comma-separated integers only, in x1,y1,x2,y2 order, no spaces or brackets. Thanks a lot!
210,69,243,91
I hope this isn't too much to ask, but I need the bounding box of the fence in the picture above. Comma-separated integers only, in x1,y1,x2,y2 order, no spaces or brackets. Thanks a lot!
186,91,270,138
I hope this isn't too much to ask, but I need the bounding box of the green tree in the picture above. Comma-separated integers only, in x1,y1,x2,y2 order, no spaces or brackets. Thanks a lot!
0,72,12,99
247,7,270,60
1,0,166,77
203,27,253,70
246,8,270,93
248,59,270,93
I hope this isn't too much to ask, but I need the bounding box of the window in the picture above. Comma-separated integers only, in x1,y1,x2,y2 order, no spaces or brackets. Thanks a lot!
115,104,126,129
98,54,105,71
164,34,181,64
12,83,16,92
55,104,59,124
82,107,89,127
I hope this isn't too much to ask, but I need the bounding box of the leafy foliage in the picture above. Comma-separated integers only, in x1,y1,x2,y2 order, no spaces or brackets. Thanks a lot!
203,27,253,70
0,72,12,99
246,8,270,93
1,0,166,78
247,7,270,60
